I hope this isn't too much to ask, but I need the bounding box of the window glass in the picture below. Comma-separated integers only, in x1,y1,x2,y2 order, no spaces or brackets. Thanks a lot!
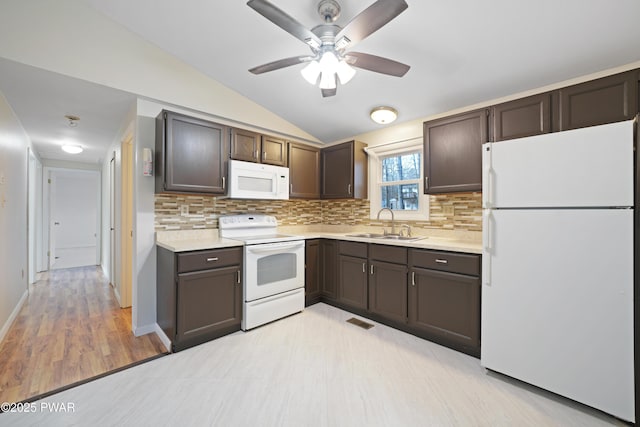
381,152,420,182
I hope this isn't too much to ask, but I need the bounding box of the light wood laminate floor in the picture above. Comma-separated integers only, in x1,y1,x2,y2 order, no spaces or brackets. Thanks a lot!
0,266,166,403
1,303,625,426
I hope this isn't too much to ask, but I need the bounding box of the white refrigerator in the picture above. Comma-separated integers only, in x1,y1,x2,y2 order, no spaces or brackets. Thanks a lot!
481,119,636,422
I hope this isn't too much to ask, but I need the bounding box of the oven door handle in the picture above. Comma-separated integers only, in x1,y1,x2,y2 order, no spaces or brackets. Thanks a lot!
246,241,304,254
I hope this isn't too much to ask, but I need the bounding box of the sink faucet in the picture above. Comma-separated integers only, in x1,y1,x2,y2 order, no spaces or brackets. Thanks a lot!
376,208,396,235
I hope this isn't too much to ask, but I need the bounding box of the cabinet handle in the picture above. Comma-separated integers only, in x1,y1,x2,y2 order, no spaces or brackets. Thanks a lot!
206,257,219,262
411,271,416,286
424,177,429,189
222,176,226,189
263,151,267,159
435,259,448,264
290,183,293,193
237,270,241,284
370,264,374,275
348,184,351,195
362,263,366,273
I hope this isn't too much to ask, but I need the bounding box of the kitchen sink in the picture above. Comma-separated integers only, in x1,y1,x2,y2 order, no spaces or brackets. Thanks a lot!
346,233,425,242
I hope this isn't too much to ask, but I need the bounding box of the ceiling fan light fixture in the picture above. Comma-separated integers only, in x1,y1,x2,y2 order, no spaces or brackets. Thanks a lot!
61,144,83,154
301,60,321,84
319,51,339,74
370,106,398,124
336,60,355,84
319,71,337,90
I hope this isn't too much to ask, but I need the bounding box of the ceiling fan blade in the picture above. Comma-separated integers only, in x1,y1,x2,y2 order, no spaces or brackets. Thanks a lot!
247,0,322,49
345,52,410,77
249,56,313,74
321,87,337,97
335,0,408,49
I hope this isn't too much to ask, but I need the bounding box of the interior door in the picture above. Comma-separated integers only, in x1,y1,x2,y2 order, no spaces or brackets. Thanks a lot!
481,208,634,421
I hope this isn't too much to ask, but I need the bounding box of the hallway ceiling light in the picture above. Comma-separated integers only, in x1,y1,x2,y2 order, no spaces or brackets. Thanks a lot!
370,106,398,124
62,144,83,154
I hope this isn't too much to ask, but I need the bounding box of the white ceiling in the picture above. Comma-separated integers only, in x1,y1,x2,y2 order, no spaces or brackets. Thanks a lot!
0,58,135,164
1,0,640,166
86,0,640,143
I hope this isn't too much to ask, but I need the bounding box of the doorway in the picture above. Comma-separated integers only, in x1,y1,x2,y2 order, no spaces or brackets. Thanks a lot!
120,136,133,308
47,168,100,270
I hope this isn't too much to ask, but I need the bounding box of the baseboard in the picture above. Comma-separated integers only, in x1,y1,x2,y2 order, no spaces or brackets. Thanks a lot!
113,286,122,306
0,289,28,343
133,323,156,337
153,323,172,353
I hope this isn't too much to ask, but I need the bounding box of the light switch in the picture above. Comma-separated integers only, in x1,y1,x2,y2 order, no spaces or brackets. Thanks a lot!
0,173,5,185
180,205,189,216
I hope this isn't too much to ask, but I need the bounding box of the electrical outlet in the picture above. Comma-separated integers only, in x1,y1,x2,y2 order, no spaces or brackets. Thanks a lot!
180,205,189,216
0,173,5,185
443,205,455,216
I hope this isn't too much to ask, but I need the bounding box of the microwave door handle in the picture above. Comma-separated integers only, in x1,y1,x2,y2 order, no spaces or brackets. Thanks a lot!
246,241,304,254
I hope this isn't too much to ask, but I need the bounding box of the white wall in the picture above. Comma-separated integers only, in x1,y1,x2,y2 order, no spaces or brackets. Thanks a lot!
0,90,29,341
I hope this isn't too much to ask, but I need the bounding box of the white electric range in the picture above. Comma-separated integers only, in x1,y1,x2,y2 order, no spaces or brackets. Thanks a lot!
219,214,305,330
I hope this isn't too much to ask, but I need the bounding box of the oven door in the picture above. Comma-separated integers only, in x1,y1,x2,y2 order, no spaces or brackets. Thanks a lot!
244,240,305,301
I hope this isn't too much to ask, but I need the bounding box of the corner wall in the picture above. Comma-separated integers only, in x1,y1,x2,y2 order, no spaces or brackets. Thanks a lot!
0,90,29,340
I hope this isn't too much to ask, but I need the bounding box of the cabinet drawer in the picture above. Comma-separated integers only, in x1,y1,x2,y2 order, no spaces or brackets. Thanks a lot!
339,241,367,258
369,244,407,264
410,249,479,276
177,247,242,273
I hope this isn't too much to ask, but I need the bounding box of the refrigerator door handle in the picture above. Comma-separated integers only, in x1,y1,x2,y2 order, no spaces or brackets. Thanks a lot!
482,210,492,286
482,143,493,208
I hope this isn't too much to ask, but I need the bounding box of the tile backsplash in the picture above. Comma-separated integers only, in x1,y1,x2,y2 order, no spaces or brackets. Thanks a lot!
155,192,482,232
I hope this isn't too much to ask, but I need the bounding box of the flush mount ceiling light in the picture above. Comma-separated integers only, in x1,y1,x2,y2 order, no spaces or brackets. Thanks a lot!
247,0,410,97
61,144,83,154
370,106,398,124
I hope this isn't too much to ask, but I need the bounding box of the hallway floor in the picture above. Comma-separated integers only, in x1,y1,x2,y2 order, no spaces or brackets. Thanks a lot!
0,266,166,403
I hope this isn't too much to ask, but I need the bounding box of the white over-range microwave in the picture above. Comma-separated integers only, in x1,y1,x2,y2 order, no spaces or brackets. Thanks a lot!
228,159,289,200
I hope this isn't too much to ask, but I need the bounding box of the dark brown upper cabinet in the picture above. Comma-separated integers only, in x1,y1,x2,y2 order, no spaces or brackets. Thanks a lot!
321,140,368,199
230,128,260,163
261,135,287,166
288,142,320,199
155,110,229,194
555,70,638,132
423,109,488,194
491,92,552,142
230,128,287,166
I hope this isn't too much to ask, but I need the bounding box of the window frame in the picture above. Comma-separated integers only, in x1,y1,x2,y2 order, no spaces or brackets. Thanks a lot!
368,140,429,221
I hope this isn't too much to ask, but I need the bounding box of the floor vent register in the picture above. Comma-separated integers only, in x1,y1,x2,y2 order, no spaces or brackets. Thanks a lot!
346,318,374,330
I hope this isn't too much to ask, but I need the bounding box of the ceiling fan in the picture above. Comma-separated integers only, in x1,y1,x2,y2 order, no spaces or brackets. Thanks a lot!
247,0,410,97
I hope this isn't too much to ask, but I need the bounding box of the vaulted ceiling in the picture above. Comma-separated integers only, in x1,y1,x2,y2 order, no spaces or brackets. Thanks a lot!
1,0,640,166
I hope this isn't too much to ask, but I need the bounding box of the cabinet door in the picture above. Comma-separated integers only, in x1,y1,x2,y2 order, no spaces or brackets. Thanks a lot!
261,135,287,166
491,93,551,142
176,265,242,347
423,109,487,194
320,240,338,300
305,239,320,305
338,255,368,310
161,112,229,194
408,267,480,349
289,143,320,199
556,70,638,131
321,142,353,198
230,128,260,162
368,260,408,323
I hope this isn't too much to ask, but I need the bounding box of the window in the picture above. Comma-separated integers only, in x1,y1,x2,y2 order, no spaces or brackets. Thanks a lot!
368,139,429,220
380,151,421,211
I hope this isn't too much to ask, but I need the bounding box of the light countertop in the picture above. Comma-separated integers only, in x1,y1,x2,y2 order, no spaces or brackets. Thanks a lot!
156,227,481,254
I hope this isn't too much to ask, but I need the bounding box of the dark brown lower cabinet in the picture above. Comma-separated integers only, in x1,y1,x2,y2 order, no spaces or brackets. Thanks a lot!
408,266,480,351
338,254,368,310
368,260,408,323
305,239,321,305
177,265,242,347
320,240,338,301
157,246,242,352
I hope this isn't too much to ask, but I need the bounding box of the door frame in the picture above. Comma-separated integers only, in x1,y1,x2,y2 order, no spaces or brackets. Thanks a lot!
120,135,134,308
